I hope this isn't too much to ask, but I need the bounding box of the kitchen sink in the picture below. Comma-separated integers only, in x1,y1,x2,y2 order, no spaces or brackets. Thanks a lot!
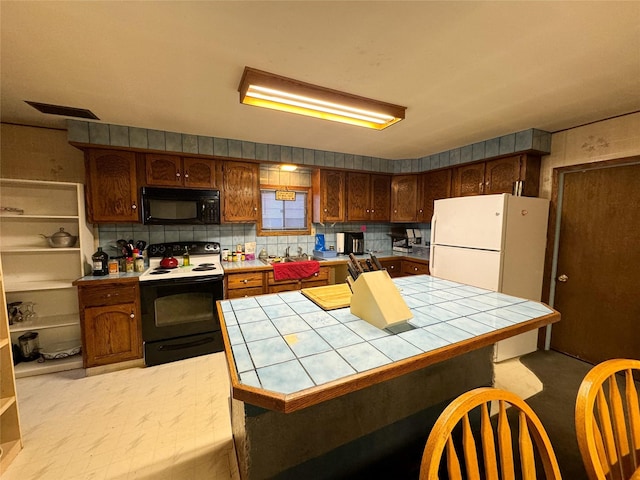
260,256,318,265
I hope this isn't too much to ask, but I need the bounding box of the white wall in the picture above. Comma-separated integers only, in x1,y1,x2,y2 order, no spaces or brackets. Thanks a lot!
540,112,640,199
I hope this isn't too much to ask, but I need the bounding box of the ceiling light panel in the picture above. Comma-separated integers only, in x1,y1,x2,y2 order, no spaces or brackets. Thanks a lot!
238,67,406,130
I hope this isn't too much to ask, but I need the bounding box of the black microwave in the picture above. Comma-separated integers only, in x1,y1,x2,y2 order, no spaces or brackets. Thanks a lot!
141,187,220,225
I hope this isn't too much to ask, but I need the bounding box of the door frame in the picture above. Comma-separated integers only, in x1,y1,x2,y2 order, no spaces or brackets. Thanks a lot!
539,154,640,348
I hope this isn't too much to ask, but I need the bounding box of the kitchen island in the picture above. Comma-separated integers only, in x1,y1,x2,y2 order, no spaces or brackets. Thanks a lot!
217,274,560,479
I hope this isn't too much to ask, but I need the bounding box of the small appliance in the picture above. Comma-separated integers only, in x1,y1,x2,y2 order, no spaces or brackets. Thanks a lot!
336,232,364,255
141,187,220,225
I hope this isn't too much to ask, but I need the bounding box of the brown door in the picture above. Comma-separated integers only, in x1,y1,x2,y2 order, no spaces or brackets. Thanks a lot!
550,161,640,364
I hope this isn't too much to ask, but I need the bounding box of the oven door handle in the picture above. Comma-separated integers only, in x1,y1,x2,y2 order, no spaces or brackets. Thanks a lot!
142,275,223,287
158,336,216,351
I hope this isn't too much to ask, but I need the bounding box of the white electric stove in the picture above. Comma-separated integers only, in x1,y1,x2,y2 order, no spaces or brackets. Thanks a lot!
139,241,224,282
139,241,225,367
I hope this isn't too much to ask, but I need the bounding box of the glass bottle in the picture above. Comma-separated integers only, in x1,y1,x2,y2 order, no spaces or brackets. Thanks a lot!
92,247,109,276
183,247,190,266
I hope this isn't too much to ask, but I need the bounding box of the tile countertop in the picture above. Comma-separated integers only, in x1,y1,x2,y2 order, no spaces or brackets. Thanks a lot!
220,250,429,271
217,274,560,413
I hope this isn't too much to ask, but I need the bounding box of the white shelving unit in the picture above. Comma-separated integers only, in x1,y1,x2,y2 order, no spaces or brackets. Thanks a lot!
1,261,23,471
0,179,93,378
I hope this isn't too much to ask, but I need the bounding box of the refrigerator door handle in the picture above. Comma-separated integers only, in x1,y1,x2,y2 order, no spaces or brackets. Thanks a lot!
429,214,437,272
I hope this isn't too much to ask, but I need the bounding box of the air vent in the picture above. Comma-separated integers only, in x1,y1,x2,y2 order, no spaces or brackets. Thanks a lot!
25,101,99,120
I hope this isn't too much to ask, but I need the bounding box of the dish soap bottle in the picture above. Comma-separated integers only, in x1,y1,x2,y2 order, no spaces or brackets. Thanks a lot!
183,247,190,266
92,247,109,276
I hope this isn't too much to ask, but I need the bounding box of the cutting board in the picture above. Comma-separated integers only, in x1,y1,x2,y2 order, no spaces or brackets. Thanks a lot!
301,283,352,310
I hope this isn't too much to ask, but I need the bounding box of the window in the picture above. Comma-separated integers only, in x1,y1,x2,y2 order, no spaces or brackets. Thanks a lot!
258,185,311,236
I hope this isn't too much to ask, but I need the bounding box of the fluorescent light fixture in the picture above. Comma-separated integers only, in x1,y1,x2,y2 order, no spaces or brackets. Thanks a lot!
280,164,298,172
238,67,406,130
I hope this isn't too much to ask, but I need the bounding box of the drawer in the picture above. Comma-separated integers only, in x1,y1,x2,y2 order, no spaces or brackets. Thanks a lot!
226,286,265,299
79,284,138,307
301,267,330,284
401,260,430,276
380,259,402,277
227,271,264,289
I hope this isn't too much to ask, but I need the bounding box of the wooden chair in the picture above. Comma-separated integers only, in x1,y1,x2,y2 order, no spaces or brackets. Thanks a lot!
420,387,562,480
575,358,640,480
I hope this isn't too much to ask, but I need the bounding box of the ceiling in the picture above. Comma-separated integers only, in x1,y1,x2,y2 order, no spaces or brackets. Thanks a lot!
1,1,639,160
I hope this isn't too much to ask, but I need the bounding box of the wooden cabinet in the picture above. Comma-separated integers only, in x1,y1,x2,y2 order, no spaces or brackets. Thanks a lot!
452,155,541,198
145,154,219,188
225,271,266,298
76,279,142,368
418,169,452,222
346,173,391,222
0,262,23,471
313,169,345,223
401,259,430,276
391,174,419,222
267,266,330,293
379,258,403,278
86,149,140,223
222,161,260,222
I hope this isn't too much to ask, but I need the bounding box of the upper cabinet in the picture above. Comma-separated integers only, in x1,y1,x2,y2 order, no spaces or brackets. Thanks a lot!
313,169,345,223
222,161,260,222
145,154,220,189
417,169,452,222
86,149,140,223
346,173,391,222
452,154,541,198
391,174,419,222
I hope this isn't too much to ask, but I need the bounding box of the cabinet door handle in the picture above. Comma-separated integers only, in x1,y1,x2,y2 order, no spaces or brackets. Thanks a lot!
176,171,181,178
314,272,318,277
184,173,189,179
130,312,135,319
243,279,248,284
414,267,418,271
132,204,137,210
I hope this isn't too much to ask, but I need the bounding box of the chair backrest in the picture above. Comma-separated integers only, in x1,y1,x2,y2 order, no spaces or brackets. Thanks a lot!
575,358,640,480
420,387,562,480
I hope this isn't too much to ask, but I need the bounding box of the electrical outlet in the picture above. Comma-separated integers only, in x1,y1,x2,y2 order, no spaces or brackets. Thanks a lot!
311,225,316,235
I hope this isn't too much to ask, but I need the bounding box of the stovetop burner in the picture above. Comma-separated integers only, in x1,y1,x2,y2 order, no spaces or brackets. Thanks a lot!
149,270,171,275
192,266,216,271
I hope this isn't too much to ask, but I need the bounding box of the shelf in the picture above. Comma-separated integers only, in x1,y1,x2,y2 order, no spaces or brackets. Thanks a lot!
9,314,79,333
5,280,76,292
0,395,16,416
0,214,80,220
0,247,81,253
14,355,83,378
0,438,23,473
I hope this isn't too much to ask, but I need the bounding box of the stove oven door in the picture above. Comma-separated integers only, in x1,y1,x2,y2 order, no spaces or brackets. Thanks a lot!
140,275,224,366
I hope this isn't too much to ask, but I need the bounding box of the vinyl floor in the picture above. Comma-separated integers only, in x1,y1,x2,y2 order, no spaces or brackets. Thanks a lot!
4,349,595,480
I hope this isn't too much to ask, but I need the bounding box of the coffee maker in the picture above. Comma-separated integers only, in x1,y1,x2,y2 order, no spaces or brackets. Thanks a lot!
336,232,365,255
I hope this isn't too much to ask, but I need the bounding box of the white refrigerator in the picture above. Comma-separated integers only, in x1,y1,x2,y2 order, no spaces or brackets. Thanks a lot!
429,193,550,362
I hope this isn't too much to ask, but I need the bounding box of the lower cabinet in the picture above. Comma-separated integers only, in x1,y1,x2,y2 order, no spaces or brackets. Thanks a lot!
379,259,403,278
76,279,142,368
401,259,430,276
225,271,266,298
267,266,330,293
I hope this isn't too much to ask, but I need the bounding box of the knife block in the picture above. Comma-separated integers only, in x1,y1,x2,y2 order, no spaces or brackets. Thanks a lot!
350,270,412,329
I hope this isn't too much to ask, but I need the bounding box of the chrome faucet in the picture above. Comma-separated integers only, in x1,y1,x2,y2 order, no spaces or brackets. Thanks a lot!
285,246,291,258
